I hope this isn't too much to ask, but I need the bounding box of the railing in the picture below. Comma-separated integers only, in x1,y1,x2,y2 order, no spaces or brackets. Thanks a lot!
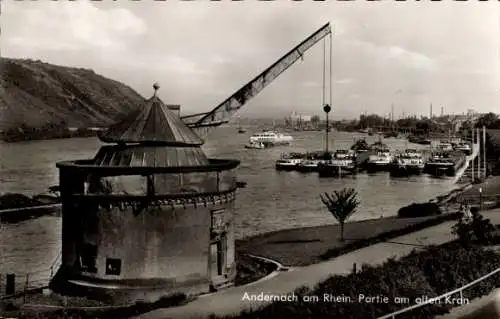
377,266,500,319
0,251,61,300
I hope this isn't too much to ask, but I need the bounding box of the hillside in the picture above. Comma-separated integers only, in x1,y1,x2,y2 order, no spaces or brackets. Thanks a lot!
0,58,146,140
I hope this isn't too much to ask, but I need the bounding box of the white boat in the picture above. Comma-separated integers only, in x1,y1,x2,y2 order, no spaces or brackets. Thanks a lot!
244,141,267,149
275,153,304,170
366,149,393,172
249,131,293,146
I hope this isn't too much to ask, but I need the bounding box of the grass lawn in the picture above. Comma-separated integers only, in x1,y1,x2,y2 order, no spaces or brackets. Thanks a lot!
236,214,451,267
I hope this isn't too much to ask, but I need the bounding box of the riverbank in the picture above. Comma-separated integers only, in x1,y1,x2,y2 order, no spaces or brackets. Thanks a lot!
237,182,473,267
236,214,455,267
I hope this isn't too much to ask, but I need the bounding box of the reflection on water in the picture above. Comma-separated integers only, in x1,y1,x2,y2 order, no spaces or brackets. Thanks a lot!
0,128,457,274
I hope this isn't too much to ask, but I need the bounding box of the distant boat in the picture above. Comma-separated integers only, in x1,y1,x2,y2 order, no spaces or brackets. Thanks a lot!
436,140,454,152
454,142,472,155
249,131,293,146
383,131,398,138
408,135,432,145
369,141,389,152
244,141,267,149
238,127,246,134
296,160,321,173
275,153,304,171
350,138,370,152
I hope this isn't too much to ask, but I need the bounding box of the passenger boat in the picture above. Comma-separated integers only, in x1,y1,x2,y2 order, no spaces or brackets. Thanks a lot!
249,130,293,146
424,152,456,177
275,153,304,171
366,148,393,172
317,150,357,177
350,138,370,152
390,149,425,177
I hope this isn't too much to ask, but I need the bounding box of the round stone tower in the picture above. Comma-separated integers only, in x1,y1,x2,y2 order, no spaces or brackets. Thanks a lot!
53,84,240,304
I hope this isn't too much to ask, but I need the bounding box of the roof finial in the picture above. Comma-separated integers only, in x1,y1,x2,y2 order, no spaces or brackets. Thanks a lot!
153,82,160,96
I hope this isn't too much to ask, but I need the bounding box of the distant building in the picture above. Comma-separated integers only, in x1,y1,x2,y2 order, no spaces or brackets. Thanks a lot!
51,84,240,304
286,111,313,127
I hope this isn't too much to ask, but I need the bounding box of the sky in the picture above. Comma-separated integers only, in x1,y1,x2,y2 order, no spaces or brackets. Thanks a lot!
2,0,500,120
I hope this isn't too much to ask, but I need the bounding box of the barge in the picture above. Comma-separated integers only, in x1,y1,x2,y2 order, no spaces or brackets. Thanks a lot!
424,151,466,177
366,148,393,173
317,150,357,177
275,152,304,170
390,149,425,177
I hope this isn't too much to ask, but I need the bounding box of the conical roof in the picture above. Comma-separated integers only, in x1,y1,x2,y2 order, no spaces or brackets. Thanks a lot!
98,83,204,146
92,145,210,168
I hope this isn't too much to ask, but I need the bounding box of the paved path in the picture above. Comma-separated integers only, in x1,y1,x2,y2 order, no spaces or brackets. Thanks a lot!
137,209,500,319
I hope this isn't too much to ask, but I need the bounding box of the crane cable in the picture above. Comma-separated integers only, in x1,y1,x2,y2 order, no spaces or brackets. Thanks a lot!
329,29,333,109
321,29,334,108
322,38,326,107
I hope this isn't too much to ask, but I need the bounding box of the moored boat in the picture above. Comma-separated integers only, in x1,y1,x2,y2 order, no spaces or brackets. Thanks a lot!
383,131,398,139
436,140,454,152
408,135,432,145
424,152,456,177
275,153,304,171
390,149,425,177
369,140,389,152
366,148,393,173
318,150,357,177
296,160,321,173
454,142,472,155
295,151,330,172
351,138,370,153
244,141,267,149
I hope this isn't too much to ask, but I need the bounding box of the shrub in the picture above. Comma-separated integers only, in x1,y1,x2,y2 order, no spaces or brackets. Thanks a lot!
452,210,496,246
397,203,441,218
221,242,500,319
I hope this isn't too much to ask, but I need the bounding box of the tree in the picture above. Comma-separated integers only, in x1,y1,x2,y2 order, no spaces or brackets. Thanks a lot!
475,112,500,129
358,114,385,129
311,115,321,127
320,188,360,242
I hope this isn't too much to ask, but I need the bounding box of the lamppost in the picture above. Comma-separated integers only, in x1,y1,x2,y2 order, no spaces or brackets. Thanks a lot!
323,104,331,158
479,187,483,211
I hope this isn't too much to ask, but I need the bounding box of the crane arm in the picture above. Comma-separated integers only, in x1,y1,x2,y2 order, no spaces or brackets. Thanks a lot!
183,22,332,137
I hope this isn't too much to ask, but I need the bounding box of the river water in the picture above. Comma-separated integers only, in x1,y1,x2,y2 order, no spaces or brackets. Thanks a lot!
0,126,457,275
